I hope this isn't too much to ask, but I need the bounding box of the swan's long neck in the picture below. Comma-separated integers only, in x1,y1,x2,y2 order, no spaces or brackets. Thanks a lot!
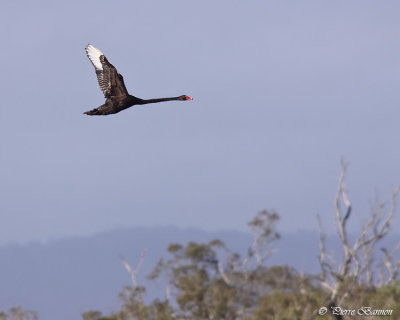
138,96,182,104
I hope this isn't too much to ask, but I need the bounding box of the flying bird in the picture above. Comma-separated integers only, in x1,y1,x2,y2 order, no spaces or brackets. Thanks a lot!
84,44,193,115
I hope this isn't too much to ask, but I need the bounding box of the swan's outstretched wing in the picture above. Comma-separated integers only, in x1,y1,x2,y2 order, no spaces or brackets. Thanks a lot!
85,44,129,98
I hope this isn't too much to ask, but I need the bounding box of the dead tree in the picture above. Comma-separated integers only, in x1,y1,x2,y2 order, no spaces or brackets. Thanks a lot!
318,160,400,310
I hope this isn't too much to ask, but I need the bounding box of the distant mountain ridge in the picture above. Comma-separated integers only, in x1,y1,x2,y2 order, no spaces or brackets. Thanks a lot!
0,226,398,320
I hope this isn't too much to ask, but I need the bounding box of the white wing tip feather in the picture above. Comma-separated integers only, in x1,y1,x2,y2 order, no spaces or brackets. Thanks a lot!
85,44,104,70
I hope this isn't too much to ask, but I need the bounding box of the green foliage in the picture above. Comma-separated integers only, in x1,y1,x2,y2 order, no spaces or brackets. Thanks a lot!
82,310,102,320
0,307,37,320
146,300,175,320
251,266,325,320
336,282,400,319
118,286,148,320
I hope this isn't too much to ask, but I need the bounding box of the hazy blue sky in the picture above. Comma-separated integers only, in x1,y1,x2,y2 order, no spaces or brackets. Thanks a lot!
1,1,399,245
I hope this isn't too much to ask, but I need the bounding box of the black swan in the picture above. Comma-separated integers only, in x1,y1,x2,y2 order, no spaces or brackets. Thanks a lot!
84,44,193,115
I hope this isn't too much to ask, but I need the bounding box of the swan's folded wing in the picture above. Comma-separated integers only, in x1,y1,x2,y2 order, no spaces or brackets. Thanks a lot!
85,44,129,98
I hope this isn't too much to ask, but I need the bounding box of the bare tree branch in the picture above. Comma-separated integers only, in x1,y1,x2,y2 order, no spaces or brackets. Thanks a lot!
334,159,353,279
217,260,232,285
120,249,147,289
380,239,400,285
120,249,147,306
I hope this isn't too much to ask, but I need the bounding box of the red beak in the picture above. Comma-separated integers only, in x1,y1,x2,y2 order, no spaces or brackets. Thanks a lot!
185,95,193,100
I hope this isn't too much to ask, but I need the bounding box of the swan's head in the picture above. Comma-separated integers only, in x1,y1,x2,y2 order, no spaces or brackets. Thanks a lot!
178,95,193,101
